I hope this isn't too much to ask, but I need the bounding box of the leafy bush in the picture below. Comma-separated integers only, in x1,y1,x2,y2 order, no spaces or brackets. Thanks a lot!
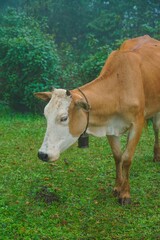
58,36,113,90
0,9,61,112
80,45,113,83
58,43,84,90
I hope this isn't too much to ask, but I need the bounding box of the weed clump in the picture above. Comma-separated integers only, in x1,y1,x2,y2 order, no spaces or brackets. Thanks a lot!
35,186,60,205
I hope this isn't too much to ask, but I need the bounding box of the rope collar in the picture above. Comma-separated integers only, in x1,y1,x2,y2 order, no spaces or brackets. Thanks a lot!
77,88,90,136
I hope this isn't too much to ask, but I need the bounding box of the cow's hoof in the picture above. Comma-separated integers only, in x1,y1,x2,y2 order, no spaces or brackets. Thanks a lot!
153,157,160,162
118,197,131,205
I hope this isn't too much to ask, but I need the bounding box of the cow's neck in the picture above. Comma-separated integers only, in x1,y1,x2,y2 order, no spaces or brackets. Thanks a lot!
72,75,120,137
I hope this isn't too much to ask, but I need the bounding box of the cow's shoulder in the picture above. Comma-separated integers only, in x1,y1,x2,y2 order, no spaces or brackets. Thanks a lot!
100,47,140,77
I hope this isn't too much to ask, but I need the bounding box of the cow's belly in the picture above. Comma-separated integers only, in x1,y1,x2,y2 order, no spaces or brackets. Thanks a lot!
87,115,131,137
144,101,160,119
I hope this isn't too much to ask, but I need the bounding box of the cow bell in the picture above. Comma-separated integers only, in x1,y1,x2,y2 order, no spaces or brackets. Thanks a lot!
78,133,89,148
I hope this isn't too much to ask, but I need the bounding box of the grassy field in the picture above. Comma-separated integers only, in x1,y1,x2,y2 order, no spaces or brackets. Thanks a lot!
0,104,160,240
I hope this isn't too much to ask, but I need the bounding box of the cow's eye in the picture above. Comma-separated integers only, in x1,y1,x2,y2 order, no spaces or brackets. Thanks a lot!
60,116,68,122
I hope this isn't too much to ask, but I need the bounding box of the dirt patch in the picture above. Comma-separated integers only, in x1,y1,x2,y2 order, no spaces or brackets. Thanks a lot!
35,186,60,205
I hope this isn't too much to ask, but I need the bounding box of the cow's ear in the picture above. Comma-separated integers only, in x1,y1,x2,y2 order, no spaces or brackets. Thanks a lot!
34,92,52,101
75,100,91,112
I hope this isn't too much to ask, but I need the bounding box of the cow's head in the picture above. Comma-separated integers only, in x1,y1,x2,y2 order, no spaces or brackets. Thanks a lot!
35,89,90,162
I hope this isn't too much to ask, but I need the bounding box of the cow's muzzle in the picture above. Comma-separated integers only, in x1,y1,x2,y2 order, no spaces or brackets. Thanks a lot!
38,151,49,162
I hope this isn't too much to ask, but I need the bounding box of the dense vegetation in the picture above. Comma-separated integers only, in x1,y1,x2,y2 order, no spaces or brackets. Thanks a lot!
0,10,61,111
0,0,159,112
0,105,160,239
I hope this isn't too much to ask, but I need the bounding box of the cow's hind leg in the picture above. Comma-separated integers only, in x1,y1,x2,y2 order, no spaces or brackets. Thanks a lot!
153,113,160,162
107,136,122,196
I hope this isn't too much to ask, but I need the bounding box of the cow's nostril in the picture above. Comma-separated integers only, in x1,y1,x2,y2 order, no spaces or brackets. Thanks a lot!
38,151,49,162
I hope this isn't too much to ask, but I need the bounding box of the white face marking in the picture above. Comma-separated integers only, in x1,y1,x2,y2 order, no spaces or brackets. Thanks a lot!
39,89,78,162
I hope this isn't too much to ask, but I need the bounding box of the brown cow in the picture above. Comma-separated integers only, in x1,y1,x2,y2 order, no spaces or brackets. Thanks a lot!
35,35,160,205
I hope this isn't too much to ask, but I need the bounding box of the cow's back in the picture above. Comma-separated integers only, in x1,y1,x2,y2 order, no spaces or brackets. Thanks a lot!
85,36,160,119
120,35,159,51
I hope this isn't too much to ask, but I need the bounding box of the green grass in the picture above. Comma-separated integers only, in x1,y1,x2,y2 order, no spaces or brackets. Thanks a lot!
0,105,160,240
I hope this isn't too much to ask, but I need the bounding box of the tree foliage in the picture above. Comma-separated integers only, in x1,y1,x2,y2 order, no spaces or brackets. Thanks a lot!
0,9,61,112
1,1,159,49
0,1,159,112
10,1,160,47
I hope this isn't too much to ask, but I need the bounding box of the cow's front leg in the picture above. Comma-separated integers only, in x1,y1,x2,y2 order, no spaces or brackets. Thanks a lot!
119,121,143,205
153,113,160,162
107,136,123,196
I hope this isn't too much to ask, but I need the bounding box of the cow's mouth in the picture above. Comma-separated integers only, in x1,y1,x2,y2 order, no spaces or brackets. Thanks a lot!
38,151,60,162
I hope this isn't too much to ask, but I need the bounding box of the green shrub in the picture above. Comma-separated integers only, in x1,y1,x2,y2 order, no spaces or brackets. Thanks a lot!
57,43,83,90
80,45,112,83
58,36,113,90
0,9,61,112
